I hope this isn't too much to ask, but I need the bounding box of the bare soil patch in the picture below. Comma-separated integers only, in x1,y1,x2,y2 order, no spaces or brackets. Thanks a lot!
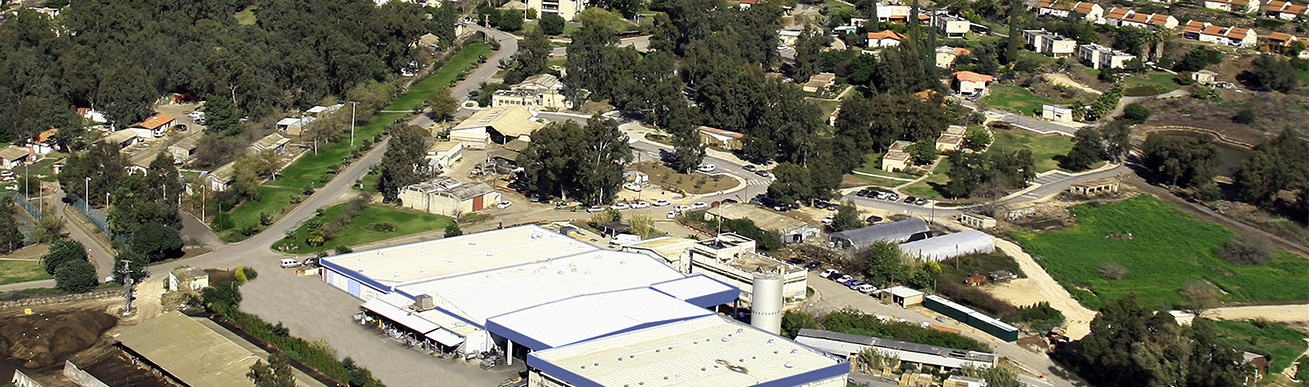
0,309,117,369
637,162,739,194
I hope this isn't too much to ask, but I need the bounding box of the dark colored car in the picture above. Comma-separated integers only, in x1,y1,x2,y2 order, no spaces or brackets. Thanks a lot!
787,258,805,265
743,165,757,172
721,198,738,204
866,215,883,224
904,196,917,204
805,261,823,270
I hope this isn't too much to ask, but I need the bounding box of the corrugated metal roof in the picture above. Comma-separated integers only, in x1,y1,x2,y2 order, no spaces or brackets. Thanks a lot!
829,219,930,248
486,288,716,350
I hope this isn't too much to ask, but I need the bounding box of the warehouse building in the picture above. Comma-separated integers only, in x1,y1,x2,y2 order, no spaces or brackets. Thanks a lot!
396,176,500,216
795,329,997,370
898,230,996,262
923,295,1020,342
449,105,546,148
530,315,849,387
704,204,822,243
829,219,930,250
319,225,845,383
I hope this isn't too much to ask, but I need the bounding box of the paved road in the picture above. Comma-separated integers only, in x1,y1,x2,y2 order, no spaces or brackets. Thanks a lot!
453,25,518,103
805,271,1087,387
549,35,651,57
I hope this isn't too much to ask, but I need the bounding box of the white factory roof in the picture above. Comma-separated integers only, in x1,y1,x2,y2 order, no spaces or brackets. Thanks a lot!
648,274,739,307
322,225,594,288
795,329,997,370
486,288,716,350
528,314,849,387
392,248,687,326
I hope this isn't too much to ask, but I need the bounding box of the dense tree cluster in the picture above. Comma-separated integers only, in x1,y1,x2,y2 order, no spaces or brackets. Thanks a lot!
378,125,433,202
43,238,98,293
0,0,431,144
1247,56,1302,93
1141,134,1221,190
942,150,1036,198
834,94,950,171
0,198,26,254
518,116,632,204
1080,294,1244,387
1233,129,1309,222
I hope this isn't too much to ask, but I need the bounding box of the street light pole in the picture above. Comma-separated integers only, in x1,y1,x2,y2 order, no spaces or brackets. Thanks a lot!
350,101,358,148
84,177,90,212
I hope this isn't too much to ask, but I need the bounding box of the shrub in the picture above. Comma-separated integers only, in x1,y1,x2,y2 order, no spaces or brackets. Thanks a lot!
202,282,243,307
1099,261,1128,280
335,245,353,254
1123,84,1165,97
234,267,248,284
1216,235,1272,265
54,259,98,293
1233,109,1256,124
369,222,396,232
1122,103,1151,123
241,266,259,280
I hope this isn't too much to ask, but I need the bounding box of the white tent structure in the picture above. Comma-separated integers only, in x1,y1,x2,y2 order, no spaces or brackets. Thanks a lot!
898,230,995,261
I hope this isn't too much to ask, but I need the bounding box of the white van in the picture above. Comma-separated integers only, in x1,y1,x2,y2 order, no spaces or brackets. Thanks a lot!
280,259,301,268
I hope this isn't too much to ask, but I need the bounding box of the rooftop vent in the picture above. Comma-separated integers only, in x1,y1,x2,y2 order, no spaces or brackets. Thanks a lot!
413,295,435,311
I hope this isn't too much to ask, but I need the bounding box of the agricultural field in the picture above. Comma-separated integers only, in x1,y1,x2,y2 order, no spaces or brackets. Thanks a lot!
1011,195,1309,310
222,43,492,240
0,260,51,285
272,204,454,253
986,129,1074,173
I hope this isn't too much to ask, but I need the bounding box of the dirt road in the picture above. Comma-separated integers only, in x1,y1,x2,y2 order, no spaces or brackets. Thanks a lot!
1204,304,1309,323
991,238,1098,339
1043,73,1101,95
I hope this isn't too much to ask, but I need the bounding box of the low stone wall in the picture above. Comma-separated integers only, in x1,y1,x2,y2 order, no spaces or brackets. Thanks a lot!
0,288,121,311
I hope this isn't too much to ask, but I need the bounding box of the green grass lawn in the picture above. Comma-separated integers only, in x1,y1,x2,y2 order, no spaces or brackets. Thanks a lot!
901,159,952,199
0,260,52,285
848,174,907,188
222,43,492,240
987,129,1074,172
982,85,1076,116
1122,72,1180,95
1295,68,1309,86
1011,196,1309,310
1210,319,1309,373
234,5,257,25
272,204,454,253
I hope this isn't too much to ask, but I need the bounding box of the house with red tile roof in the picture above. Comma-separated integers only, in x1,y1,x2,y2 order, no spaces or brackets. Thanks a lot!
1100,8,1179,29
951,71,994,96
738,0,755,10
867,30,906,48
1264,0,1307,20
1183,20,1258,47
130,113,176,137
1204,0,1258,14
1032,0,1104,21
1265,32,1302,54
935,46,972,68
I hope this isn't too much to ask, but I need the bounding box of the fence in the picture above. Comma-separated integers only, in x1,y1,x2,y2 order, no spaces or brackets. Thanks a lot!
71,197,130,241
1,192,43,243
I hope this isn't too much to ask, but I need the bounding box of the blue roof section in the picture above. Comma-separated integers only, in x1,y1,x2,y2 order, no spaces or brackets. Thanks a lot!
649,274,740,308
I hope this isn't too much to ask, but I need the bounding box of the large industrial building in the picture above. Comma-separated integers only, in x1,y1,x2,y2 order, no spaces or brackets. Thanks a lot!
319,225,846,386
626,233,810,302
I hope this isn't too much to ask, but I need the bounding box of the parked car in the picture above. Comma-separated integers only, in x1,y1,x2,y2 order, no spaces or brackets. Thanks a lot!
866,215,883,224
886,193,900,201
697,164,716,173
876,191,890,199
497,200,513,209
743,165,757,172
674,205,693,212
903,196,917,204
842,278,860,286
856,189,871,197
652,199,671,206
611,203,631,210
632,201,651,209
805,261,823,270
837,275,853,283
586,206,606,213
280,258,301,268
691,201,709,210
915,198,929,206
855,284,878,293
821,215,835,224
786,258,806,265
847,280,866,289
755,170,770,177
721,198,738,204
623,183,642,192
820,269,839,278
667,210,678,219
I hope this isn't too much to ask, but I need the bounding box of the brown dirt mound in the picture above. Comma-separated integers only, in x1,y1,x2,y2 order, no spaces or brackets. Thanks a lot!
0,310,117,369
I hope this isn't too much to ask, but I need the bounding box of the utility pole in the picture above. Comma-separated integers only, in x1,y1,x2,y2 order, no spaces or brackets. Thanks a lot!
119,259,134,315
351,101,359,148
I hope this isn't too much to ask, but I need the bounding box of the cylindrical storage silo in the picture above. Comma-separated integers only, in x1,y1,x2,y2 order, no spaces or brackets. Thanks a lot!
750,271,784,335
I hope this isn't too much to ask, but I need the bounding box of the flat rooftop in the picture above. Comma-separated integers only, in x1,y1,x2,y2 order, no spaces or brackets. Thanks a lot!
529,315,848,387
392,248,687,326
322,225,594,288
487,288,717,350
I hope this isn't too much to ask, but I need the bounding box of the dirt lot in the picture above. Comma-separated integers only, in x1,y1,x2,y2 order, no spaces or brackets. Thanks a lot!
636,161,739,194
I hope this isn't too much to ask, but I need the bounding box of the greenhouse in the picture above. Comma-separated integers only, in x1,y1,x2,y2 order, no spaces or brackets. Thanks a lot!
898,230,995,262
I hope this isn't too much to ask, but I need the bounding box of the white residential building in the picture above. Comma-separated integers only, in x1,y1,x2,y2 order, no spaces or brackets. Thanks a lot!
1183,20,1258,47
527,0,587,20
1078,43,1137,69
1023,29,1077,57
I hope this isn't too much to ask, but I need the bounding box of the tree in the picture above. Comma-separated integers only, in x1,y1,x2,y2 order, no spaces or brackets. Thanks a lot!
247,353,295,387
58,142,127,207
202,281,243,307
43,238,88,275
55,259,98,293
0,199,25,253
378,125,432,202
130,222,185,262
1086,83,1123,121
907,139,938,165
517,116,631,204
1141,133,1220,189
1173,48,1223,72
1062,127,1103,171
592,0,644,18
965,127,991,149
856,348,900,373
1099,120,1133,162
1179,280,1218,316
767,163,814,204
496,9,524,31
518,28,552,76
204,93,246,136
792,27,825,81
832,202,863,231
781,310,819,338
1004,0,1021,63
444,223,462,237
1232,109,1256,124
539,13,565,35
863,240,905,284
1247,55,1300,93
426,89,457,122
114,249,150,283
1122,103,1151,123
1234,128,1309,206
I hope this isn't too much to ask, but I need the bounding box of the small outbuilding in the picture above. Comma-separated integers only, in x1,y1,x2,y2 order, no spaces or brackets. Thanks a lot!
397,176,501,216
168,266,209,291
898,230,996,262
697,126,745,150
829,219,930,250
0,147,30,170
881,286,924,307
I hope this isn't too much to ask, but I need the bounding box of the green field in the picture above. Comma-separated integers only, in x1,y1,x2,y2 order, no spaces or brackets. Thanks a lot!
901,159,952,199
982,85,1076,116
849,173,907,188
1012,196,1309,310
0,260,53,285
272,204,455,253
234,5,257,25
987,129,1074,172
1122,72,1180,95
1211,319,1309,373
222,43,493,240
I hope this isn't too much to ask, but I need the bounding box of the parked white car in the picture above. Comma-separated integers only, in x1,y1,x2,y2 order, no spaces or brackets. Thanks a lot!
611,203,631,210
623,183,642,192
821,215,835,224
696,164,716,173
497,200,513,209
652,199,672,207
667,210,678,219
674,205,693,212
855,284,878,294
690,201,709,210
632,201,651,209
586,206,606,213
